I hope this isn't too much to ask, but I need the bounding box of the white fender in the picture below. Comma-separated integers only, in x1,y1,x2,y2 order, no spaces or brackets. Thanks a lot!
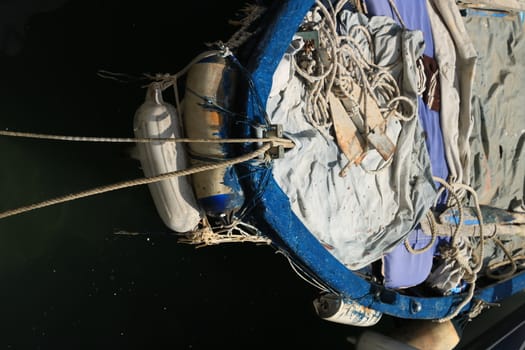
313,293,382,327
133,83,202,232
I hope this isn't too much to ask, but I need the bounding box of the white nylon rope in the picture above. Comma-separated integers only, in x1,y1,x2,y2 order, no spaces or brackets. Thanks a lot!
291,0,416,174
430,177,486,322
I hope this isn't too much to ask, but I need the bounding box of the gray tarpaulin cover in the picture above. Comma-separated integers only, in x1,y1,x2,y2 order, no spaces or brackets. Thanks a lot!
423,9,525,292
266,12,437,270
466,14,525,209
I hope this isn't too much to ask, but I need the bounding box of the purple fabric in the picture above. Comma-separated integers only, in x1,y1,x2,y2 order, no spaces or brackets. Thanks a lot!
365,0,435,56
364,0,449,288
364,0,448,183
382,228,435,288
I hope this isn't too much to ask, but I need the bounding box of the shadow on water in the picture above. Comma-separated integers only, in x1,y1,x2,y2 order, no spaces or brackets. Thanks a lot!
0,1,523,349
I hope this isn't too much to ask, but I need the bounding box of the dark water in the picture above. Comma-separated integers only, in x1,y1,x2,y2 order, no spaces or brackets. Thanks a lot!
0,1,352,348
0,1,522,349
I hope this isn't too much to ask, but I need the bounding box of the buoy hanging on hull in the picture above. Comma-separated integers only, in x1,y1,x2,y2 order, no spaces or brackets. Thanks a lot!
313,293,382,327
182,55,245,218
133,83,202,232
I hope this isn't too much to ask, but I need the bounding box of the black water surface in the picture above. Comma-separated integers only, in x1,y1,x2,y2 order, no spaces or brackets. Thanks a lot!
1,1,523,349
0,1,358,348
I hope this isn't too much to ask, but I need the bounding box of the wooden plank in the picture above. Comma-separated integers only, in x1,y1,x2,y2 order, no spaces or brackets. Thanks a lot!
339,83,396,161
421,205,525,238
327,92,365,167
457,0,525,12
438,205,525,226
367,130,396,161
420,219,525,237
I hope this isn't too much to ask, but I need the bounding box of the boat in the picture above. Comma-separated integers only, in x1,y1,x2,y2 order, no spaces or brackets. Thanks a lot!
130,0,525,336
1,0,524,347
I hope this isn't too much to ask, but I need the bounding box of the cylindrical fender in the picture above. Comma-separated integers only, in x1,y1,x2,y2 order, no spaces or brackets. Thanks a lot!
133,83,202,232
182,55,245,218
313,293,382,327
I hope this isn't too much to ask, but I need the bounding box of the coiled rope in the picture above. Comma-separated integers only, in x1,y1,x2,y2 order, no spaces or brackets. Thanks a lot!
293,0,417,134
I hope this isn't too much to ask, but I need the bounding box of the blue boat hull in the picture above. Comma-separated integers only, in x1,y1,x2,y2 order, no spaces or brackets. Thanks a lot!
239,0,525,321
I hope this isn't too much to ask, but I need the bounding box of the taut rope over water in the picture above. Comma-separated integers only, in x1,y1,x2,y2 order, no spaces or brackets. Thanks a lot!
0,141,277,220
0,130,294,147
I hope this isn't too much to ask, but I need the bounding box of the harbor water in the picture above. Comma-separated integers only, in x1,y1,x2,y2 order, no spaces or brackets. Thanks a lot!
0,1,355,347
0,1,523,348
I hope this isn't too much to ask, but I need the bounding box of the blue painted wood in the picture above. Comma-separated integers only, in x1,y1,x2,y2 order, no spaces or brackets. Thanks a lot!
242,0,525,320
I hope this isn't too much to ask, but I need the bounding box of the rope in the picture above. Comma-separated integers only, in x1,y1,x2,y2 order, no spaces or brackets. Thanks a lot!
423,176,525,322
224,3,266,50
0,143,272,220
178,219,272,247
354,0,367,14
416,57,427,96
404,211,437,254
275,249,334,294
0,130,294,148
404,176,465,255
292,0,416,172
96,49,225,91
387,0,407,29
485,240,521,280
429,177,486,323
148,50,225,87
467,299,500,320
